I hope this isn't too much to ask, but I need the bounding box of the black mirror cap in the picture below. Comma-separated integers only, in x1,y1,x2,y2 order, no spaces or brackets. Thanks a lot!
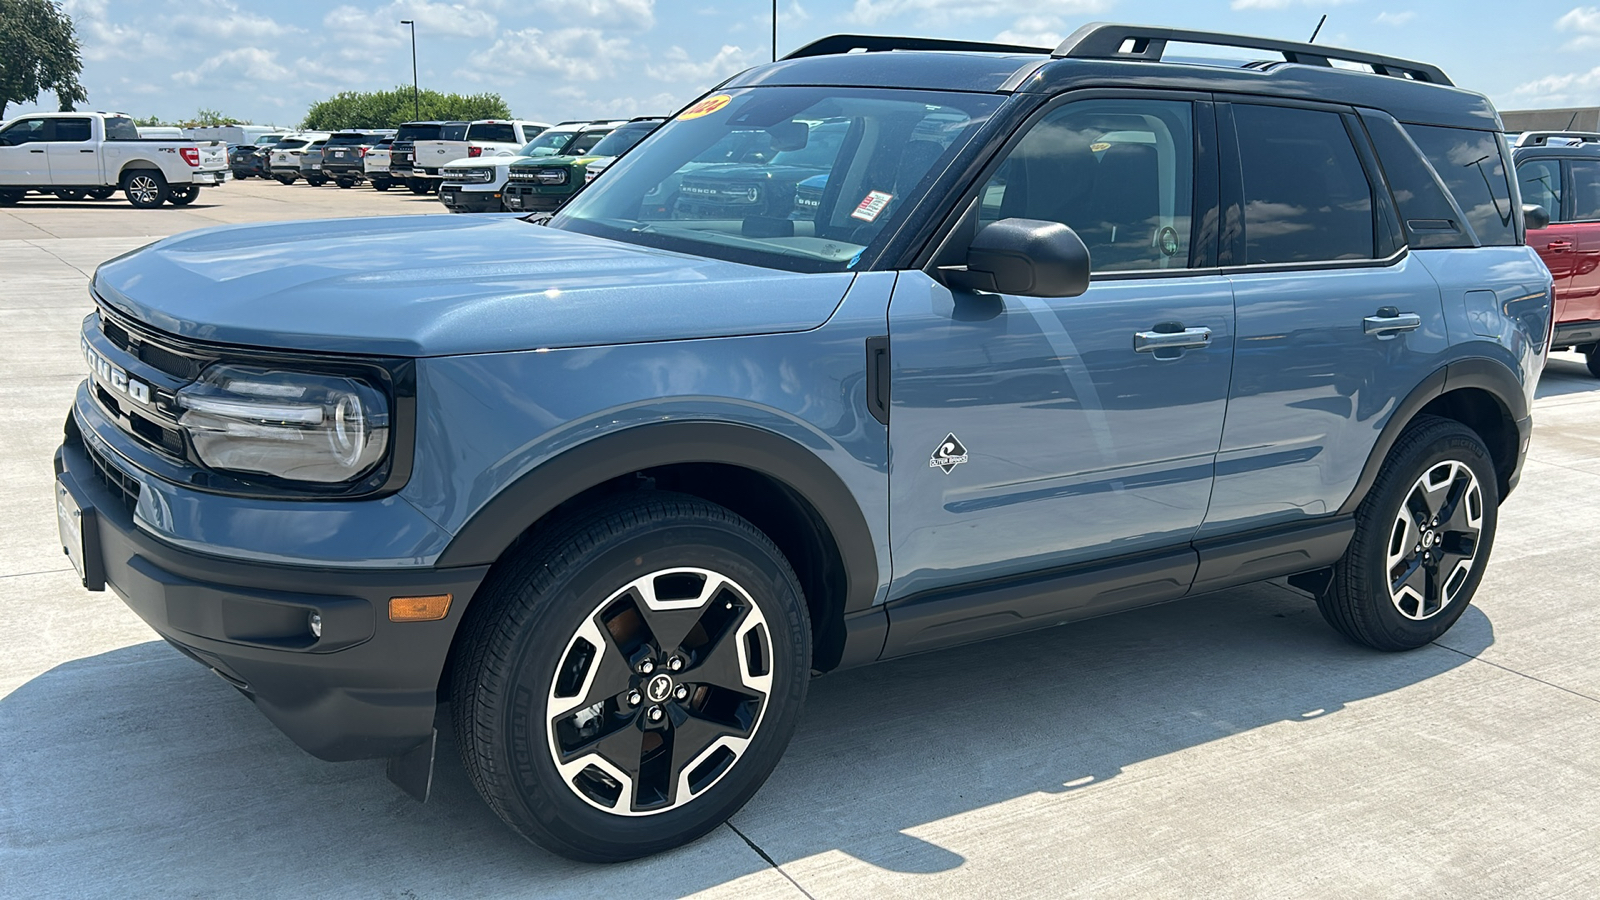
942,218,1091,298
1523,203,1551,232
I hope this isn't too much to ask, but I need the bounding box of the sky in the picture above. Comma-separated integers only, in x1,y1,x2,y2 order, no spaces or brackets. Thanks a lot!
18,1,1600,127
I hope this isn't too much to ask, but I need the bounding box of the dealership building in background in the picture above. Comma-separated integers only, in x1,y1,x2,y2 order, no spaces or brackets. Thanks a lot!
1502,107,1600,133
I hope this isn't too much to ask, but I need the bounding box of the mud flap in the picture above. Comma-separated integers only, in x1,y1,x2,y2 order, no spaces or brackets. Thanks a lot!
386,728,437,802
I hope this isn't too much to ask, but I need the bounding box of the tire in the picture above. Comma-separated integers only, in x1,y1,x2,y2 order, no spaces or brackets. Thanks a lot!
1319,415,1498,651
54,189,86,201
1586,349,1600,379
122,170,169,208
88,187,115,200
168,185,199,206
276,175,297,185
306,175,328,187
0,189,22,206
451,493,811,862
371,178,391,192
336,178,355,189
408,178,431,195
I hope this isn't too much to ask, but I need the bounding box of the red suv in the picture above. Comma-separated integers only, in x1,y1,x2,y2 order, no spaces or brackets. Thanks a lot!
1515,132,1600,376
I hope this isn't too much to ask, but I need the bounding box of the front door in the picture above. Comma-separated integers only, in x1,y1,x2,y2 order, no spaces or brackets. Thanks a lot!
884,96,1233,645
0,117,50,185
1517,157,1575,320
43,117,101,186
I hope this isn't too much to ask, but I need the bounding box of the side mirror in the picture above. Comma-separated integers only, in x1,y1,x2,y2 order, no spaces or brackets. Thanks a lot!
940,218,1091,298
1523,203,1551,231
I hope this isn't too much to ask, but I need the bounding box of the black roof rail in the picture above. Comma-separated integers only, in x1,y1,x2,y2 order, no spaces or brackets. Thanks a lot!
1514,131,1600,148
783,34,1050,60
1052,22,1453,86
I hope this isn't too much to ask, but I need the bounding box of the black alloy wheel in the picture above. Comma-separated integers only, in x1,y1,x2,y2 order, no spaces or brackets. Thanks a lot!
1320,415,1497,650
123,170,169,208
451,494,810,862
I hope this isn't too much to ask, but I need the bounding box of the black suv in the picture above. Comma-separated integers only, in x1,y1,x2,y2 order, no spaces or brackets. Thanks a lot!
389,121,467,194
320,131,383,188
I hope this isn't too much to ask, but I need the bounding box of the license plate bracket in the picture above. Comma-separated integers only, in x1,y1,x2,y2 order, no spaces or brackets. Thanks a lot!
57,476,105,591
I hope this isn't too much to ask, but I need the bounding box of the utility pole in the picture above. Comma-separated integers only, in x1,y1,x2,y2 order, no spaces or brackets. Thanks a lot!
772,0,778,61
401,19,419,119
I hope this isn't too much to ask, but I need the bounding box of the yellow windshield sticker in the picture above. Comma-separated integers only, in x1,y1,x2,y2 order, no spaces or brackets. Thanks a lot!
680,94,733,121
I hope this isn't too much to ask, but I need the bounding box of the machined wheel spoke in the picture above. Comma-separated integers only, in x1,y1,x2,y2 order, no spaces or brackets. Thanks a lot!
1385,459,1483,622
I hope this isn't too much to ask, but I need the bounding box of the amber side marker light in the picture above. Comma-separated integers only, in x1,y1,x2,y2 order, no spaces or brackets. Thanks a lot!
390,594,453,622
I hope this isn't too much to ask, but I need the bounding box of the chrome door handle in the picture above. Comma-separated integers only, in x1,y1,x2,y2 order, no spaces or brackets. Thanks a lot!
1363,308,1422,337
1134,326,1212,352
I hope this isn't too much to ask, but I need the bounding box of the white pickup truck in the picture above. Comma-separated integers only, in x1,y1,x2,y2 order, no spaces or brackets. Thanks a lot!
0,111,228,208
410,119,549,186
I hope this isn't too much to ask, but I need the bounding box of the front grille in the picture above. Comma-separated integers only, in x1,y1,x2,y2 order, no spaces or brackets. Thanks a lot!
99,311,203,380
83,437,141,515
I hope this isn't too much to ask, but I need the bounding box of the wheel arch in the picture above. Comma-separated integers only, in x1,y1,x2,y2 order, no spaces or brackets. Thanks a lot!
116,161,163,181
435,421,880,674
1338,358,1528,516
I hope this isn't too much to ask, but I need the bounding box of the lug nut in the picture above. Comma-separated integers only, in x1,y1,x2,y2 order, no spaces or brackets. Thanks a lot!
638,659,655,675
647,706,664,722
668,656,684,672
626,690,641,707
673,684,689,701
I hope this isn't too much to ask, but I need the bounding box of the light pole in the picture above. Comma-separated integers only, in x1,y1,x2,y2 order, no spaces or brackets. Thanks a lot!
400,19,419,119
772,1,777,61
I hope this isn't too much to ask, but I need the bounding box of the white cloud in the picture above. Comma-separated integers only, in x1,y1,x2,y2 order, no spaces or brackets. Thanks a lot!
185,2,299,40
645,44,756,83
390,1,498,39
1557,6,1600,50
850,0,1105,26
995,15,1070,48
468,27,631,81
1230,0,1354,8
1512,65,1600,107
173,47,292,87
1375,11,1416,26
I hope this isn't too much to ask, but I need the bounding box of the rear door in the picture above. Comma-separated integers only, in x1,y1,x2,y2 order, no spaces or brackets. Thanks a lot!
1562,157,1600,326
884,95,1232,641
42,116,101,184
1202,100,1448,535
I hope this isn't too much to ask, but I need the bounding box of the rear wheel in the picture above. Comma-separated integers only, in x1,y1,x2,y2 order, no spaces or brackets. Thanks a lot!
451,494,810,862
371,178,392,192
407,178,431,195
168,185,199,206
1319,416,1497,650
53,188,86,201
123,170,169,208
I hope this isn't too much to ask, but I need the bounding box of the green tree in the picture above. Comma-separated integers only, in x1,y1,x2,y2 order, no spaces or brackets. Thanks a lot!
301,87,512,130
180,107,252,128
0,0,87,118
132,115,165,128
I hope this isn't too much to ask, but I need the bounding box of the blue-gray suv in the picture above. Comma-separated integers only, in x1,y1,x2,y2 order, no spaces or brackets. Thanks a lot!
53,24,1552,861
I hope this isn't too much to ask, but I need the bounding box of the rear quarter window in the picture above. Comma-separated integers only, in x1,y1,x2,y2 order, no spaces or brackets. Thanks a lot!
1405,124,1517,246
103,117,140,140
1360,110,1473,249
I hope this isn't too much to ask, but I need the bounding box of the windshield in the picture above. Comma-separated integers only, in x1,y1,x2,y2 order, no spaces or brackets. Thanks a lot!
519,129,580,157
551,87,1001,273
588,123,658,158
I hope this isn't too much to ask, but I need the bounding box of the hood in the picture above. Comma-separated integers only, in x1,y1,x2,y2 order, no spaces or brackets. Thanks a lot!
93,215,855,357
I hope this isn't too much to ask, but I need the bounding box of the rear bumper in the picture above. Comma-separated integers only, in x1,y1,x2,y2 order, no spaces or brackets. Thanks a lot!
54,435,489,761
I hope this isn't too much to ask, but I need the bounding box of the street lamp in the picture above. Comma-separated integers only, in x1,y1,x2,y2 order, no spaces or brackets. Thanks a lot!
400,19,419,119
772,1,777,62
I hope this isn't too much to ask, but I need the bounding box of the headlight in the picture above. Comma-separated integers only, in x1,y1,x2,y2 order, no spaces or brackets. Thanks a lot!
176,365,389,484
535,168,568,185
446,167,494,183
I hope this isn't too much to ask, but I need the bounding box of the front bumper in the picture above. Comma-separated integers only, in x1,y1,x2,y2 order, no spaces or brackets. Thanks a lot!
54,432,489,762
502,182,570,212
438,185,504,212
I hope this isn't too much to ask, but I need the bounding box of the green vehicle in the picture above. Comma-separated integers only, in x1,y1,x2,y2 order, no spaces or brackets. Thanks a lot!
501,119,632,212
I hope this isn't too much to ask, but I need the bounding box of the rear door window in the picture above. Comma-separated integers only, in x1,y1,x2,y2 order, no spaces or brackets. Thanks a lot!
1568,159,1600,221
1231,103,1375,265
50,118,93,142
1405,124,1517,246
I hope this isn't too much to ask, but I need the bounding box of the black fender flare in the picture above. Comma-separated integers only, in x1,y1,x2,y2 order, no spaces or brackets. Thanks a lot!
1336,357,1528,516
434,421,881,618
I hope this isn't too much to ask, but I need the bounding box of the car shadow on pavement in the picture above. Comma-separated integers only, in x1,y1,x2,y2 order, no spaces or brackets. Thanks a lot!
0,581,1491,893
1537,354,1600,398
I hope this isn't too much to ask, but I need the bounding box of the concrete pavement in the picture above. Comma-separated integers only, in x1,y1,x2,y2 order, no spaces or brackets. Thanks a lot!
3,179,1598,898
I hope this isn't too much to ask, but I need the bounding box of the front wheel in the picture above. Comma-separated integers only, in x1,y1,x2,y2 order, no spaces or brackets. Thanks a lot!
1319,416,1497,650
335,178,355,189
371,178,391,192
167,185,199,206
123,170,169,208
88,187,115,200
407,178,431,195
53,188,87,201
275,175,296,185
306,175,328,187
451,494,810,862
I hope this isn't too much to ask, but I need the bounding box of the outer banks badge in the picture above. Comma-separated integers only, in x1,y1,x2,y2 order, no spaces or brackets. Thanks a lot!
930,433,968,474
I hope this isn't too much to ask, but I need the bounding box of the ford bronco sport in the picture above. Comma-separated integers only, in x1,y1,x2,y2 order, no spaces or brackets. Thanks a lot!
1513,131,1600,376
54,25,1551,862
